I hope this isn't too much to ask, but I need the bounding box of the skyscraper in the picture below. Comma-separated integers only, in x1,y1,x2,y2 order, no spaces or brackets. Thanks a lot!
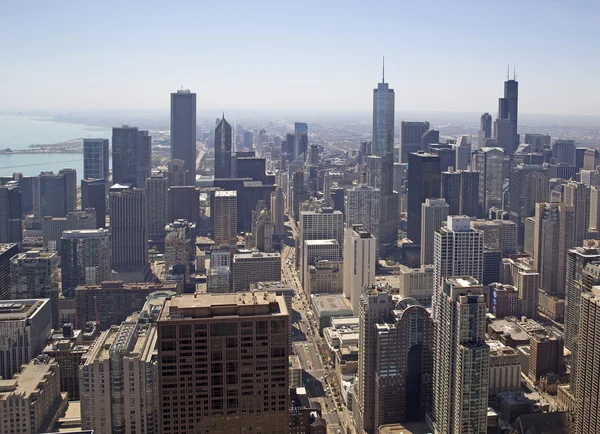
168,185,199,223
38,171,72,218
109,184,147,269
441,168,480,218
0,244,19,300
211,190,237,245
60,229,111,297
563,181,590,246
271,187,285,237
214,116,233,179
454,134,472,170
83,138,109,181
477,147,504,215
170,89,197,186
10,251,59,328
399,121,429,163
157,292,290,433
0,181,22,245
407,152,441,243
355,286,433,432
294,122,308,161
145,173,168,240
494,73,519,154
81,178,106,228
60,168,77,212
112,125,152,188
345,184,380,249
430,276,489,434
343,225,376,314
479,113,492,146
420,199,449,266
552,139,576,166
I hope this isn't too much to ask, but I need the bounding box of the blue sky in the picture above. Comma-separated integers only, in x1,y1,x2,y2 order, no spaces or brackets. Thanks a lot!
1,0,599,115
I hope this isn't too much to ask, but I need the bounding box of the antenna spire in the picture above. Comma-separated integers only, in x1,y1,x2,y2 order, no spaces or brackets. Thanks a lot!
382,56,385,83
507,64,509,81
513,64,516,80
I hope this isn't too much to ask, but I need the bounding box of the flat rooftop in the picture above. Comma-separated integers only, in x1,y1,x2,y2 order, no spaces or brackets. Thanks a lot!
0,357,56,396
304,239,338,246
312,294,352,314
233,251,281,260
215,190,236,197
0,299,49,321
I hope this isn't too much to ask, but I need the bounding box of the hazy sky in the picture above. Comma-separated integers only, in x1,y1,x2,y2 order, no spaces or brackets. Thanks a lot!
1,1,599,115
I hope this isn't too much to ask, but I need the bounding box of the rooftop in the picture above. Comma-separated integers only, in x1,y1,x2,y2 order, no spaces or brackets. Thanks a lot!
311,294,352,314
0,356,57,397
0,299,49,321
215,190,237,197
62,229,109,239
304,239,339,246
0,243,18,255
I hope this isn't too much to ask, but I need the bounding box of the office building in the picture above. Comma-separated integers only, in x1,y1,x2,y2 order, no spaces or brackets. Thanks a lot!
477,147,504,215
563,182,590,247
232,251,281,291
407,152,441,243
206,266,232,293
167,158,187,187
479,113,492,146
420,198,449,266
575,287,600,434
345,184,380,248
421,128,439,153
552,139,576,166
109,184,147,269
61,168,77,213
355,285,433,432
455,134,472,170
494,75,519,154
212,190,237,245
0,243,19,300
291,169,308,222
11,251,59,328
80,294,169,434
214,116,233,178
168,185,199,223
342,225,376,313
38,170,75,218
60,229,111,298
397,264,434,306
83,138,109,180
307,260,343,296
294,122,309,160
488,283,519,319
532,202,575,297
470,219,517,256
0,298,52,380
301,239,340,292
503,256,540,319
81,178,107,228
164,220,196,281
0,356,66,434
74,280,178,330
508,165,549,245
170,89,197,185
271,187,285,237
487,340,521,396
524,133,551,153
247,201,273,252
112,125,151,188
0,181,22,245
430,277,489,434
400,121,429,163
157,292,290,433
145,173,169,240
41,209,97,251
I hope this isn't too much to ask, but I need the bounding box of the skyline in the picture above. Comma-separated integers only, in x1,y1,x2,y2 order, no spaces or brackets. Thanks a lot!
1,1,599,116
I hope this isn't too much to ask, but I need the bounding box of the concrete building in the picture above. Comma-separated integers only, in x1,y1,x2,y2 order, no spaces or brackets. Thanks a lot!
74,281,178,330
400,121,429,163
166,158,187,187
488,283,519,319
420,198,449,266
345,185,380,251
83,138,109,181
80,293,169,434
552,139,576,166
397,264,434,307
42,209,97,251
170,89,197,186
0,356,66,434
145,173,168,240
0,181,22,245
164,220,196,282
307,260,343,295
311,293,354,333
112,125,151,188
232,251,281,291
60,229,111,298
212,190,237,245
487,340,521,396
430,277,489,434
343,225,376,314
157,292,290,434
470,219,517,257
206,266,232,293
271,187,285,237
247,200,273,253
563,181,590,247
503,256,540,319
0,299,52,380
11,251,59,328
303,239,341,293
109,184,148,269
168,185,199,223
0,243,19,300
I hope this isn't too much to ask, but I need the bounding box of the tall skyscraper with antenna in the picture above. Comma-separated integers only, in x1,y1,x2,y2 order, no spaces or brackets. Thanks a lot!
494,66,519,154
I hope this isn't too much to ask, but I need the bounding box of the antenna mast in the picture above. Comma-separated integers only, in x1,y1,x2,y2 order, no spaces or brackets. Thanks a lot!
382,56,385,83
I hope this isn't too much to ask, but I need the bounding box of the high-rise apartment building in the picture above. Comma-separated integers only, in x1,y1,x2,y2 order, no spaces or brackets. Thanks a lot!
504,256,540,319
81,178,106,228
11,251,59,328
165,220,196,281
37,170,76,218
80,293,169,434
345,184,380,248
60,229,111,297
145,173,169,240
83,138,109,180
157,292,290,433
477,147,504,215
232,251,281,291
214,116,233,179
212,190,237,245
271,187,285,237
407,152,441,243
0,181,22,245
563,181,590,246
399,121,429,163
109,184,148,269
575,286,600,434
441,169,480,217
294,122,308,161
455,134,472,170
430,276,489,434
0,298,52,380
420,199,449,266
112,125,151,188
41,209,97,251
397,264,434,306
0,243,19,300
343,225,376,314
479,113,492,146
170,89,197,186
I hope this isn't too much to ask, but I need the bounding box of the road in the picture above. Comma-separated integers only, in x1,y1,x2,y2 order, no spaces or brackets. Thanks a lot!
282,216,356,434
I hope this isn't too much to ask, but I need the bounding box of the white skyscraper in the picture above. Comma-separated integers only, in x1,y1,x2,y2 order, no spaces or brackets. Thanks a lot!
343,225,376,314
430,276,489,434
345,184,380,248
421,198,449,266
454,134,472,170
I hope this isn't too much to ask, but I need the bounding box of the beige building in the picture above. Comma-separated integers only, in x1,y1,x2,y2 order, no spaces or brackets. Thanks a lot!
157,292,290,434
307,260,343,295
303,239,341,293
503,256,540,319
343,225,376,314
232,251,281,291
487,340,521,396
0,356,67,434
398,264,434,307
212,190,237,245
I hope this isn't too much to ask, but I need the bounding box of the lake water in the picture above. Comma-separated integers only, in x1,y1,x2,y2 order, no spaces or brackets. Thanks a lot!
0,114,111,182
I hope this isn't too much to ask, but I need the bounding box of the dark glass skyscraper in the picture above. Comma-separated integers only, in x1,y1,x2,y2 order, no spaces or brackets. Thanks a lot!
170,89,197,186
479,113,492,146
0,181,22,245
494,74,519,154
214,116,233,179
294,122,308,161
83,138,109,181
112,125,151,188
81,178,107,228
407,152,441,243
